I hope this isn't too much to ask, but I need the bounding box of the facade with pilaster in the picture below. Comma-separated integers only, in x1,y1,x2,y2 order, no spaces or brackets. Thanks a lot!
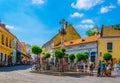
0,23,18,66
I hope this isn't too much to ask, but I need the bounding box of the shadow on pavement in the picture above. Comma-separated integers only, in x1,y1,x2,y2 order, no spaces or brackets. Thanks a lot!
0,65,32,72
69,75,85,78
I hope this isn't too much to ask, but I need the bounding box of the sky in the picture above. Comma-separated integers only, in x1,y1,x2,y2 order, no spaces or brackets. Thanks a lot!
0,0,120,46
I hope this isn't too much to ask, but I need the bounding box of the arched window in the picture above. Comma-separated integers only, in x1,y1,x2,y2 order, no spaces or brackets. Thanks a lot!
2,34,4,45
6,37,8,47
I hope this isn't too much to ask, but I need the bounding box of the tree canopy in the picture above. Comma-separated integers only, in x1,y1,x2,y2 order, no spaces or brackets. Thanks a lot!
86,29,100,36
103,53,112,61
54,50,64,59
76,52,88,61
31,45,42,55
68,54,75,62
61,47,66,53
54,48,66,59
83,53,89,61
76,53,84,61
45,52,51,59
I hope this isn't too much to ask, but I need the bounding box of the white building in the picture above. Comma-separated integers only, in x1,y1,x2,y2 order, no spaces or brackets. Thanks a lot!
54,35,99,63
26,44,34,61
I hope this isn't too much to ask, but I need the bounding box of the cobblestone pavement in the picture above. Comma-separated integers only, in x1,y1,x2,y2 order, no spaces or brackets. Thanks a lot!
0,66,120,83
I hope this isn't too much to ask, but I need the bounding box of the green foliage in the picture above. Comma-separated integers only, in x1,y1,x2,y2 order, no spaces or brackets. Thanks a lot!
68,54,75,62
103,53,112,61
86,29,100,36
86,30,93,36
31,45,42,55
76,53,84,61
114,25,120,30
76,52,88,61
54,49,65,59
61,47,66,53
45,52,51,59
83,53,89,60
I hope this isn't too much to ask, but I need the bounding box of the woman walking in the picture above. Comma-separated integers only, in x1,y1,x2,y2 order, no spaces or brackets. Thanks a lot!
100,61,106,77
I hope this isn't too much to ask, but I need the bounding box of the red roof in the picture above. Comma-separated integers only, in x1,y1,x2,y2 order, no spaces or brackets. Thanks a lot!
54,35,99,48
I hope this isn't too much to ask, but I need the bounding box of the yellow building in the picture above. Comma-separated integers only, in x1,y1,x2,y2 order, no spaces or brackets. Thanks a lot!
21,42,27,56
0,23,17,65
98,25,120,63
21,42,28,61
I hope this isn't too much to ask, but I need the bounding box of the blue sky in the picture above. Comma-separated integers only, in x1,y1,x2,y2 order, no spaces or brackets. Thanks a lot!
0,0,120,46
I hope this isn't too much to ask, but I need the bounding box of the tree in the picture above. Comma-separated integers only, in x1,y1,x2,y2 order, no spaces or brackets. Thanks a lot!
83,53,89,61
86,29,100,36
86,30,93,36
31,45,42,55
54,48,66,72
114,24,120,30
76,53,84,62
54,50,64,59
103,53,112,62
45,52,51,59
31,45,42,69
61,47,66,53
76,52,89,62
45,52,51,70
68,54,75,62
68,54,75,69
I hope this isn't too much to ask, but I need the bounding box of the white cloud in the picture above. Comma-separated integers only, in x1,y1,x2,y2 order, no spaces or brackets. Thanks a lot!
118,0,120,5
81,19,94,24
76,19,94,29
6,25,15,29
70,12,84,18
100,5,116,14
77,24,94,29
32,0,45,4
71,0,104,10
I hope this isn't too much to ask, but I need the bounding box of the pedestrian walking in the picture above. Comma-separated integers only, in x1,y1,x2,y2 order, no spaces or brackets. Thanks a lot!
106,62,112,76
115,61,120,76
97,60,101,77
100,61,106,77
89,62,94,76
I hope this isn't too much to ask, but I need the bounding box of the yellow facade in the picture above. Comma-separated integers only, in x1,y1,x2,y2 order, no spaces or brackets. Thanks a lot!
98,38,120,63
0,24,15,62
21,42,27,55
21,42,27,61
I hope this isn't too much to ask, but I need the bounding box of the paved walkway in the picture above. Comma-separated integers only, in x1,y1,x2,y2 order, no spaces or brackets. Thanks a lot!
0,66,120,83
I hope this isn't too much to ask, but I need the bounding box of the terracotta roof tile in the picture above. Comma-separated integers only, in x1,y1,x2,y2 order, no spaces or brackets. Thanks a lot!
54,35,99,48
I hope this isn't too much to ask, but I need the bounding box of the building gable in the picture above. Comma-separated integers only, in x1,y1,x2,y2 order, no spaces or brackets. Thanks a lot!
101,25,120,38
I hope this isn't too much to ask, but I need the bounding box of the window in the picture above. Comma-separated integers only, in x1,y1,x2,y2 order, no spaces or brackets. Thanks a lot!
6,37,8,47
100,52,102,57
10,40,11,48
0,53,3,62
2,34,4,45
107,42,113,51
5,54,7,62
80,45,85,48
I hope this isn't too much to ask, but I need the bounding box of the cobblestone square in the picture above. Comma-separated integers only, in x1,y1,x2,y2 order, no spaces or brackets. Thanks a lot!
0,66,120,83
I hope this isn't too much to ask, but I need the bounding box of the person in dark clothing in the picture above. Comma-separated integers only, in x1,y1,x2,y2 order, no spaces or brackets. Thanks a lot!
89,62,94,76
97,60,101,76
